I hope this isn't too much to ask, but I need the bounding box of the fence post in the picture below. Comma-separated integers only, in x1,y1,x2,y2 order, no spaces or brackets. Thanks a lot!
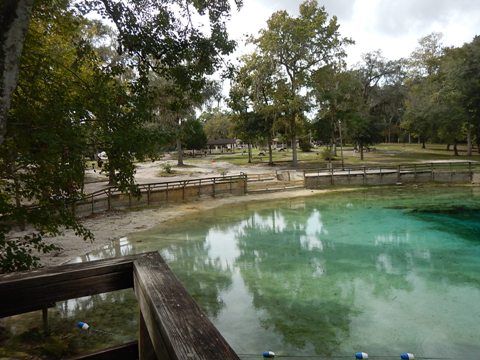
42,307,49,335
107,189,111,211
213,178,216,197
363,167,366,185
430,163,434,181
469,161,473,182
147,185,150,206
397,165,401,183
91,194,94,216
139,314,157,360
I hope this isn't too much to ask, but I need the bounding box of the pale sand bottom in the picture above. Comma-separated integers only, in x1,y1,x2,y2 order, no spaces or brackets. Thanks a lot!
37,189,354,268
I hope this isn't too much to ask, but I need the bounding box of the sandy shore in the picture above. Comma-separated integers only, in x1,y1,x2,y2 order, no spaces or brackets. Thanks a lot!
37,188,340,267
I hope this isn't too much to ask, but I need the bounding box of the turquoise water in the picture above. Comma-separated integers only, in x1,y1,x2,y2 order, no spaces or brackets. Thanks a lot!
3,185,480,359
81,185,480,359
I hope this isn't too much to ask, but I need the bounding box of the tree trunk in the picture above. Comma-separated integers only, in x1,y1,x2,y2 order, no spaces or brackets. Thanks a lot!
453,141,459,156
290,114,298,167
360,143,364,161
267,136,273,166
446,144,450,151
176,137,184,166
108,167,115,186
466,126,472,156
247,143,252,163
421,139,426,149
0,0,34,146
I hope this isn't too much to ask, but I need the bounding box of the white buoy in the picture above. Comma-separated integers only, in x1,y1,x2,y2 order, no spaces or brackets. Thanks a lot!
77,321,90,331
355,352,369,359
400,353,415,360
263,350,275,358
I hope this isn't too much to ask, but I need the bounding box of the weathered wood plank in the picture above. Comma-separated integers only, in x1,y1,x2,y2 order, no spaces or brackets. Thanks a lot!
67,341,138,360
0,253,153,318
133,252,240,360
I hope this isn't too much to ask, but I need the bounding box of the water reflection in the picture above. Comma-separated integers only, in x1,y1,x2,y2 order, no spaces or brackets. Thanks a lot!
88,188,480,357
4,187,480,358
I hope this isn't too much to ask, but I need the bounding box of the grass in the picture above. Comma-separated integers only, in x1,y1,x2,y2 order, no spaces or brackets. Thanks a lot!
182,143,480,170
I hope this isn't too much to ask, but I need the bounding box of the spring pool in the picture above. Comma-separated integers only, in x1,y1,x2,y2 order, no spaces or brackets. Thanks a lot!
4,185,480,358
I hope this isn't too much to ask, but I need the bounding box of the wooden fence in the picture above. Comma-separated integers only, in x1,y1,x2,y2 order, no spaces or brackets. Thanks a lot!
75,174,247,217
304,161,479,188
0,252,240,360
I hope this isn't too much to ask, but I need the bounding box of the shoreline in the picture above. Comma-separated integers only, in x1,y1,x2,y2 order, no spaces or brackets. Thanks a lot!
37,189,340,267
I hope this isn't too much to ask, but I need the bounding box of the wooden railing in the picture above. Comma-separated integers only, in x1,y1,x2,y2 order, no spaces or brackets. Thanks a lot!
0,252,240,360
303,161,479,188
75,174,248,217
303,161,478,177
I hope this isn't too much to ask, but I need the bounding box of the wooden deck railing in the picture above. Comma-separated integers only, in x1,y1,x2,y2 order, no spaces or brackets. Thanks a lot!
0,252,240,360
75,174,248,217
303,161,478,177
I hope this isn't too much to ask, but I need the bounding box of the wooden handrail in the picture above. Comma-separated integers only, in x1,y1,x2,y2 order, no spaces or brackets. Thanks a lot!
303,161,478,176
134,252,240,360
0,252,240,359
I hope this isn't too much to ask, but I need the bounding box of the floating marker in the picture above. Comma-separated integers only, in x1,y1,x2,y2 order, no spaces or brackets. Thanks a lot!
355,352,369,359
263,350,275,358
77,321,90,331
400,353,415,360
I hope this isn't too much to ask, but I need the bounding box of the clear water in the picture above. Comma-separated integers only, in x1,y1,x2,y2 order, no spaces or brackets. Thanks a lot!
4,185,480,359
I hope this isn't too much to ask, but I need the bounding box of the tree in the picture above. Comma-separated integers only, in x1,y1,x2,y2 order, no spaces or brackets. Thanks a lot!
253,0,352,166
0,0,242,272
182,118,208,157
0,0,35,147
230,53,279,164
0,0,96,272
402,34,445,148
201,110,236,141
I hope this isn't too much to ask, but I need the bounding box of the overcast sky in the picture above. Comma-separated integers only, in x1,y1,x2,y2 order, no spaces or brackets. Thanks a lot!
226,0,480,65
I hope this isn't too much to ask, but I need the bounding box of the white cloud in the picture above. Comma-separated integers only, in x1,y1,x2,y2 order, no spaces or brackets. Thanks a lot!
227,0,480,65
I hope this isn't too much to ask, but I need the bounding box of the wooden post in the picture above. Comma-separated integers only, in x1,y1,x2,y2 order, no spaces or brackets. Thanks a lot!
363,167,366,185
133,253,240,360
91,195,94,216
397,165,401,183
139,312,157,360
213,178,216,197
42,307,49,334
107,189,111,211
147,185,150,206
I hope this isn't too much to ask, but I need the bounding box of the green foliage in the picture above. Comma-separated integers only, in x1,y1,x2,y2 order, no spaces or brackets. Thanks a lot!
298,137,312,152
252,0,353,166
201,110,236,140
162,163,173,174
182,118,207,151
0,0,95,272
1,0,241,272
